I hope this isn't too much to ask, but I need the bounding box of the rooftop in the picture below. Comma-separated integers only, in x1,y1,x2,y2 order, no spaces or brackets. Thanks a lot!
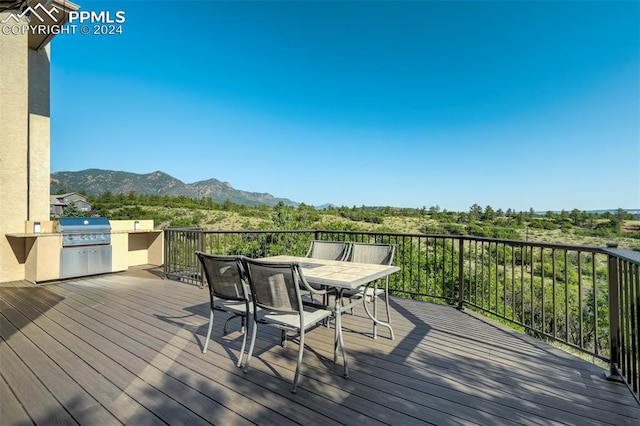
2,267,639,425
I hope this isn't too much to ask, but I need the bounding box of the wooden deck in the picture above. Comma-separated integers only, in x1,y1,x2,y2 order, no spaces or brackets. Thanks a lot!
2,267,639,426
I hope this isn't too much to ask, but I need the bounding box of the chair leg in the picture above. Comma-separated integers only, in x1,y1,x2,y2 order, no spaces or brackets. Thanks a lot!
371,279,392,339
384,279,391,324
203,309,214,353
236,316,248,368
361,282,395,341
223,314,239,335
292,329,305,393
373,282,378,339
243,319,258,373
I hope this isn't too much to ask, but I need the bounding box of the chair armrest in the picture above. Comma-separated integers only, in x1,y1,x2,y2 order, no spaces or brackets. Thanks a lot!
295,264,333,296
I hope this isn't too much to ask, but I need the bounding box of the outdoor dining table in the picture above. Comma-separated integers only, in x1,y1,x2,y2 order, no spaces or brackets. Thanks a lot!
258,255,400,378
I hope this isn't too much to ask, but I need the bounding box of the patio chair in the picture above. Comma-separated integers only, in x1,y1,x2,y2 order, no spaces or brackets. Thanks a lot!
304,240,350,306
305,239,351,261
196,251,251,368
344,243,395,339
242,258,334,393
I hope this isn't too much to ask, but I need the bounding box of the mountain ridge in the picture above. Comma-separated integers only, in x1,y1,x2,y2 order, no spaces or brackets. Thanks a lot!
50,169,299,207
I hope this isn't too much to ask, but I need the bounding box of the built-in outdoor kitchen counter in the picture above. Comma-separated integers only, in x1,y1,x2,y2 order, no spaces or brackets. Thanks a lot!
6,219,162,284
110,220,163,274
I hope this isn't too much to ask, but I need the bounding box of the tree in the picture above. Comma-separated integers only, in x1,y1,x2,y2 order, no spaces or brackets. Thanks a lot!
469,204,483,216
61,203,85,217
468,204,482,222
570,209,581,226
272,202,292,229
616,208,632,221
482,205,495,221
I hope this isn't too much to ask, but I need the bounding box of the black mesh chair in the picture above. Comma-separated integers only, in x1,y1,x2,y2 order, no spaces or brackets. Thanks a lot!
344,243,395,339
196,251,251,367
242,258,339,393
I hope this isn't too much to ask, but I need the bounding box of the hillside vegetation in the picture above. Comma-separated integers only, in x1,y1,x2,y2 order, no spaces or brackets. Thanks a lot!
69,192,640,250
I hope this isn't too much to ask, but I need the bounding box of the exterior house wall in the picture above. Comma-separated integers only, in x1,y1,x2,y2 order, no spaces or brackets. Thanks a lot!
0,14,30,282
76,200,91,212
51,204,65,217
28,46,52,222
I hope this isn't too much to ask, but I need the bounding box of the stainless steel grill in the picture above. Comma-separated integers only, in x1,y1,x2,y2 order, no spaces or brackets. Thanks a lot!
58,217,112,278
57,217,111,247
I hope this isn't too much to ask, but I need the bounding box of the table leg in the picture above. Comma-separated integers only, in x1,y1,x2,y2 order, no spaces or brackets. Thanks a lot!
334,289,349,378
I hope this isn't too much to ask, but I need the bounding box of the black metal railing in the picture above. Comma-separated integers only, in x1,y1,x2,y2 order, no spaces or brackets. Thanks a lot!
163,227,639,402
604,246,640,401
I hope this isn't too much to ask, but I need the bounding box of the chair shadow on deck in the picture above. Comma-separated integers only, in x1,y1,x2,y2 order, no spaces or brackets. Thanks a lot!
154,302,248,368
156,300,339,381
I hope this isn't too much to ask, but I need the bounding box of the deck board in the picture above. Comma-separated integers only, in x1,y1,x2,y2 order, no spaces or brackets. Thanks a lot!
1,268,639,426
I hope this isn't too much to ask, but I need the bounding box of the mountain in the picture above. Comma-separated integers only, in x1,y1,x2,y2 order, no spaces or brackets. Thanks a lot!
50,169,299,207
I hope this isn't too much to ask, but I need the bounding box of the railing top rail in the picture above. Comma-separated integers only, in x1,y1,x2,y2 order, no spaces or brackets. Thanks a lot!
455,235,605,253
166,228,608,253
163,226,204,231
195,229,314,235
602,248,640,265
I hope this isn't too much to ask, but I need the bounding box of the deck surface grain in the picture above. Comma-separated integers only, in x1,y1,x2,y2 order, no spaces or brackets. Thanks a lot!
1,268,639,425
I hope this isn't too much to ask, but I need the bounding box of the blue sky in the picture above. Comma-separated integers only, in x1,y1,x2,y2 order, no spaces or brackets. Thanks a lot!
49,1,639,212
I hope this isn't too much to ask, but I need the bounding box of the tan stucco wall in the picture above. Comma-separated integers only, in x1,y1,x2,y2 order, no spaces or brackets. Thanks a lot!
111,233,129,272
1,10,54,283
28,46,52,222
0,15,29,282
110,220,163,267
24,234,63,282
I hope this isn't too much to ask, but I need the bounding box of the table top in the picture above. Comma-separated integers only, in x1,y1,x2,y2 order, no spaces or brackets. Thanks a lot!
258,255,400,290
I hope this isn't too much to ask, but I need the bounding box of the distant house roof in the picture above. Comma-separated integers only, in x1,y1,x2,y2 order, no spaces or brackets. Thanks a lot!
50,195,65,206
51,192,86,202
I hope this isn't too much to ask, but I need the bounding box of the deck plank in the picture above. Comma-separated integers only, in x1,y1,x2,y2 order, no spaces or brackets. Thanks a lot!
0,308,120,425
0,317,77,425
0,371,33,425
1,270,639,426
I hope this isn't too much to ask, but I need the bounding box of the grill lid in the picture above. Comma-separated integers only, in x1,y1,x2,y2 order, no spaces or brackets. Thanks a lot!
57,217,111,233
57,217,112,246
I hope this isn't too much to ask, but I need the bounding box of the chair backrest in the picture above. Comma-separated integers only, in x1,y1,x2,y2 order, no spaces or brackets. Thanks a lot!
244,259,304,314
306,240,350,261
349,243,395,266
196,251,248,302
